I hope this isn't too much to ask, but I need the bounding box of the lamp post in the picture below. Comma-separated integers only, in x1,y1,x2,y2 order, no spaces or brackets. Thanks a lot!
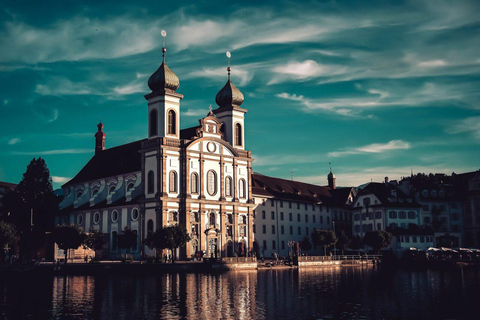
332,220,336,260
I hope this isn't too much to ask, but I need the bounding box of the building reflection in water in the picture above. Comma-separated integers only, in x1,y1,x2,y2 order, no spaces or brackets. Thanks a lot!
4,265,477,319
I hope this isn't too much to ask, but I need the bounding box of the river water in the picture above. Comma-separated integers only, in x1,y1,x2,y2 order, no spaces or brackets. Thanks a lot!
1,265,479,319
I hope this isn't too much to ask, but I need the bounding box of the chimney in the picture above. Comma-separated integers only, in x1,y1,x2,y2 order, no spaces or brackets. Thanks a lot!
384,176,389,185
95,121,106,154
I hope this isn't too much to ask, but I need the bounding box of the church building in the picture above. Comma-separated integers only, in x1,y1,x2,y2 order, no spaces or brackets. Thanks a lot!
57,43,255,260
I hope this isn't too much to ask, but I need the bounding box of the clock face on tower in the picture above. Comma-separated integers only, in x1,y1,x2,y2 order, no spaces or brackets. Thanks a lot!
207,142,216,153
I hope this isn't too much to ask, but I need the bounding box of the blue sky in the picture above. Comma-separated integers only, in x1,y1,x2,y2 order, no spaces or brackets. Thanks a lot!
1,0,479,189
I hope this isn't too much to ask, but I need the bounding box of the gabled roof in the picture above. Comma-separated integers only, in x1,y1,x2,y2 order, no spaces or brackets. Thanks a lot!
63,139,145,187
252,173,352,207
358,182,420,208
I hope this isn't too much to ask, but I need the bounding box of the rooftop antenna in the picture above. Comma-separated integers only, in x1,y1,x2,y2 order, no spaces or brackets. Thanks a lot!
291,169,293,181
226,51,232,81
161,30,167,63
329,162,332,172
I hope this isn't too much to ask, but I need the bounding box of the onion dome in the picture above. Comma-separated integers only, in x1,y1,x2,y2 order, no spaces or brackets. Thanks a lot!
215,67,244,108
148,47,180,93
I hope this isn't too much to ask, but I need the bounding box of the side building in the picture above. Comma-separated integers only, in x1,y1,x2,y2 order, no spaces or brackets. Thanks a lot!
252,172,355,258
352,180,426,255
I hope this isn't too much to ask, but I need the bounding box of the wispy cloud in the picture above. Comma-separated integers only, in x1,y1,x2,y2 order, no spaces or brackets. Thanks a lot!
7,138,20,145
0,16,164,63
183,109,208,117
253,153,323,167
186,66,254,86
52,176,70,183
447,117,480,141
295,165,464,187
10,149,92,155
328,140,411,158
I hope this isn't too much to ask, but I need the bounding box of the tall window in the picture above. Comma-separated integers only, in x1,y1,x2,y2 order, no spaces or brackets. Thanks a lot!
167,110,176,135
191,172,199,194
169,171,177,193
147,171,155,194
147,219,154,236
149,109,158,137
207,170,217,196
235,123,242,146
209,212,216,226
239,179,246,198
225,176,233,197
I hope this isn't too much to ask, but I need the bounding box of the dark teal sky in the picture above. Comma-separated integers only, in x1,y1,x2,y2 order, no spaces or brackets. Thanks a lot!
1,0,479,189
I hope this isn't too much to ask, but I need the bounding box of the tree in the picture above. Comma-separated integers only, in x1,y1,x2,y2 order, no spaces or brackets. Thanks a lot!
311,229,337,256
2,158,58,259
336,230,350,255
0,221,17,261
83,228,106,252
53,224,86,263
349,235,363,253
117,227,138,254
363,231,392,253
144,225,191,262
299,236,312,252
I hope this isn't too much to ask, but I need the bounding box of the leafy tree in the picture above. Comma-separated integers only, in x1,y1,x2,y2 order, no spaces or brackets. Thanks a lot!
117,227,138,253
311,229,337,256
299,236,312,252
0,221,17,261
336,230,350,255
83,228,106,252
363,231,392,253
144,225,191,262
53,224,86,263
2,158,58,259
349,235,364,253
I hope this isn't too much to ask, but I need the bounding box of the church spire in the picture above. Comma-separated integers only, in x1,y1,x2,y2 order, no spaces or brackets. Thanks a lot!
95,120,106,155
327,163,336,189
147,30,180,93
215,51,244,109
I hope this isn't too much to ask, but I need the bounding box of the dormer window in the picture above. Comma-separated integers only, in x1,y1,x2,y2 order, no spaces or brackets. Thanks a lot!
109,185,116,194
76,191,83,199
127,183,135,191
92,189,99,197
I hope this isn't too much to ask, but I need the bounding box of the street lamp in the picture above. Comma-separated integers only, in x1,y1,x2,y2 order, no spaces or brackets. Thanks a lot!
332,220,336,260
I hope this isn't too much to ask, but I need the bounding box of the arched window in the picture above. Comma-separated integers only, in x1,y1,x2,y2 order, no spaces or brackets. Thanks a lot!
191,172,199,194
225,176,233,197
131,208,139,221
209,212,216,226
167,110,176,135
77,214,83,226
91,189,99,197
239,179,246,199
111,210,119,223
207,170,217,196
147,219,154,236
109,185,116,194
149,109,158,137
235,123,242,146
147,171,155,194
93,212,100,224
127,182,135,191
169,171,177,193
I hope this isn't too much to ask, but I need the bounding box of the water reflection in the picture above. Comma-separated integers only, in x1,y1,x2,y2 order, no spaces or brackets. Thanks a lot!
1,266,480,319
